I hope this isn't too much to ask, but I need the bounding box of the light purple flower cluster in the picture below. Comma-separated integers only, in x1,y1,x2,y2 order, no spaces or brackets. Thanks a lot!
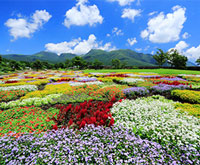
0,125,199,164
123,87,149,96
76,77,97,82
151,84,188,93
160,77,187,81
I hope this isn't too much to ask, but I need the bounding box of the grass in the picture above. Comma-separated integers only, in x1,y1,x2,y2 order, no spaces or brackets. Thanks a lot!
83,69,200,75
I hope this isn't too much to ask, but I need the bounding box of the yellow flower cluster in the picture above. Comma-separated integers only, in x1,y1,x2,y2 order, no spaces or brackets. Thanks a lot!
97,77,124,82
175,103,200,118
171,90,200,104
184,76,200,82
21,83,72,99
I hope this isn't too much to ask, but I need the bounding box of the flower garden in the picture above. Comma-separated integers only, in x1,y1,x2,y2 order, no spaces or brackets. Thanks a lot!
0,70,200,164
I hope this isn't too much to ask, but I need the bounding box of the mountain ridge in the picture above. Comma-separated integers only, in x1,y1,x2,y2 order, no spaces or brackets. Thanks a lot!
1,49,197,66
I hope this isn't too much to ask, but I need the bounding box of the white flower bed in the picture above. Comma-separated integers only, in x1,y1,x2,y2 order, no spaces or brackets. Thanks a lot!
120,78,144,83
0,80,4,84
0,85,38,92
111,96,200,146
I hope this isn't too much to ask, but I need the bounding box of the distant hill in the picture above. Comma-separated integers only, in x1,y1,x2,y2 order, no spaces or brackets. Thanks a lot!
1,49,197,66
83,49,156,66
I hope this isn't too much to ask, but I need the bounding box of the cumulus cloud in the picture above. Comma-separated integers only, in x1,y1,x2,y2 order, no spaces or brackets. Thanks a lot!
45,34,116,55
182,32,190,39
184,45,200,63
172,41,188,53
121,8,142,22
112,27,124,36
64,0,103,28
127,37,137,46
5,10,51,41
107,0,135,6
140,5,186,43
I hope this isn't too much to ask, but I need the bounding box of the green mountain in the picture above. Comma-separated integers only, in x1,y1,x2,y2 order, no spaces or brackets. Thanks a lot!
83,49,156,66
1,49,197,66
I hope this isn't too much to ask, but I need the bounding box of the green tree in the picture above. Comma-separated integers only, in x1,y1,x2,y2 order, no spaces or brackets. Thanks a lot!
167,49,188,69
0,55,2,63
71,56,86,69
92,59,103,69
65,59,72,68
112,59,121,69
196,57,200,65
31,60,43,71
153,49,167,67
10,60,21,71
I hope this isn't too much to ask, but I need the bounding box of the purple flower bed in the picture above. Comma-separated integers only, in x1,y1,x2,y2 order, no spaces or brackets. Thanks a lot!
151,84,188,93
76,77,97,82
123,87,149,96
0,125,199,164
160,77,187,81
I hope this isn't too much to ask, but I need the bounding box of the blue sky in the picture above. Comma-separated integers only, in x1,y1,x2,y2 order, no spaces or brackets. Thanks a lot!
0,0,200,63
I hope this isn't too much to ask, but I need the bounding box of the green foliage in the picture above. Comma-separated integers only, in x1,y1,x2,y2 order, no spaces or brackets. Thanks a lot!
167,49,188,69
196,57,200,65
71,56,87,69
112,59,121,69
153,49,167,67
92,59,103,69
31,60,43,71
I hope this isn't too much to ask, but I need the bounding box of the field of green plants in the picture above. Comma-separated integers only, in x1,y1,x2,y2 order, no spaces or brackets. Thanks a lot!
0,69,200,164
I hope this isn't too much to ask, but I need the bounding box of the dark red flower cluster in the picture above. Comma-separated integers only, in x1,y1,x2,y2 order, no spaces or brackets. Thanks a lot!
56,78,75,82
51,98,116,129
24,76,34,79
153,81,187,86
4,80,19,84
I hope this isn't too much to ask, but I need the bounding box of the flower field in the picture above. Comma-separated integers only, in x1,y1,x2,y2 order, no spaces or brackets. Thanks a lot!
0,70,200,164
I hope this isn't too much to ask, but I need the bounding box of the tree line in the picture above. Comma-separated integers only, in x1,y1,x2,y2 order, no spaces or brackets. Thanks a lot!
0,49,200,72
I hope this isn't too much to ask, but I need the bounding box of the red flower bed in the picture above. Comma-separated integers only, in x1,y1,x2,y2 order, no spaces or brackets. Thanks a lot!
51,98,116,130
153,80,187,86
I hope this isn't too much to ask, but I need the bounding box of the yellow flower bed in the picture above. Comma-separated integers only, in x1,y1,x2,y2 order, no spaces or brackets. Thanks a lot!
171,90,200,104
0,80,49,87
21,83,72,99
97,77,124,82
175,103,200,118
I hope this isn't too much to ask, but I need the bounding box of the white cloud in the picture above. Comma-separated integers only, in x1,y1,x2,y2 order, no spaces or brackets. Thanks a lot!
185,45,200,63
45,34,116,55
106,33,111,37
112,27,123,36
121,8,142,22
173,41,188,53
64,0,103,28
141,5,186,43
5,10,51,41
148,11,157,16
127,37,137,46
107,0,135,6
182,32,190,39
135,48,142,52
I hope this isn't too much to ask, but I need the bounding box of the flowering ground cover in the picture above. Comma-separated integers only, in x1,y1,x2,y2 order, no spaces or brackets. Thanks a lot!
0,70,199,164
